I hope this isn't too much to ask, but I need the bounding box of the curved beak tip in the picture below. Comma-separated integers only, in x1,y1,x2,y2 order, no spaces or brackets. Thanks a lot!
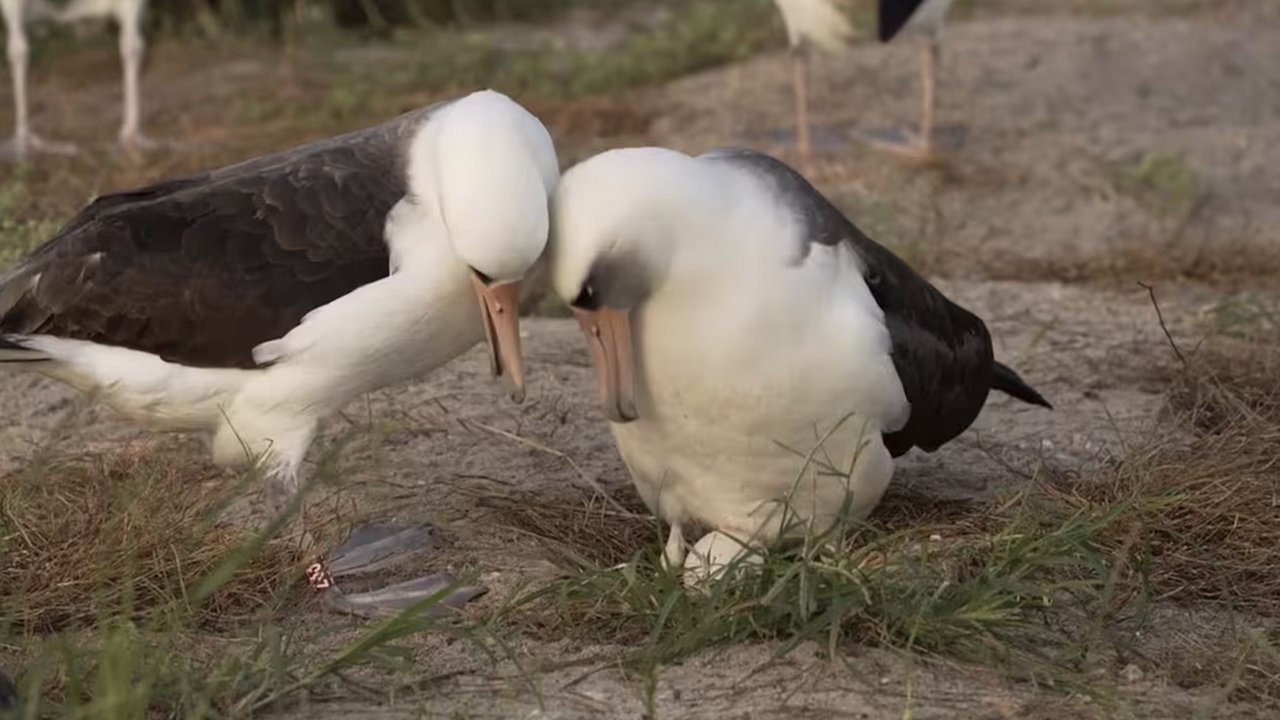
471,272,527,405
575,307,639,425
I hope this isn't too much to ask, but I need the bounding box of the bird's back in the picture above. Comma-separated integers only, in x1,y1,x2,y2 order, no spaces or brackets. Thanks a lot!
0,103,441,369
702,148,998,457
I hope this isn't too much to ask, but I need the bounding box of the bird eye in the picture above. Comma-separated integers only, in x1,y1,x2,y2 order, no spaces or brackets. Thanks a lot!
572,282,599,310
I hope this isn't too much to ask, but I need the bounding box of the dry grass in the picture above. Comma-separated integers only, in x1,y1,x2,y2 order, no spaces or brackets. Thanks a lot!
1064,342,1280,618
499,325,1280,705
0,436,488,717
482,490,655,567
0,439,306,633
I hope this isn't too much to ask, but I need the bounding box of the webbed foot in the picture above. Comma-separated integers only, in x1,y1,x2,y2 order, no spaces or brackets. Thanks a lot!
681,530,762,590
0,133,79,161
306,523,486,619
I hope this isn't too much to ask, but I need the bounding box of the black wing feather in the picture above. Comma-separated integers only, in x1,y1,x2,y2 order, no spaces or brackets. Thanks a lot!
704,148,1043,458
878,0,929,42
0,102,446,370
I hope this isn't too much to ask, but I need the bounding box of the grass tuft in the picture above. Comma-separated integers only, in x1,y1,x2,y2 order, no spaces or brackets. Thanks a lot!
501,323,1280,705
1071,341,1280,620
1112,150,1204,218
0,436,484,717
0,173,62,272
509,483,1142,692
1,439,305,634
483,491,655,568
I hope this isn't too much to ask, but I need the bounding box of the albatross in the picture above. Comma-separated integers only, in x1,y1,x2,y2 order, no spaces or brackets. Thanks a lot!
0,89,559,612
772,0,956,167
550,146,1049,579
1,0,154,158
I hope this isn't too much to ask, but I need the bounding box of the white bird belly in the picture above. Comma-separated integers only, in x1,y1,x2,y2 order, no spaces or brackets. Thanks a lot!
611,263,905,543
903,0,954,38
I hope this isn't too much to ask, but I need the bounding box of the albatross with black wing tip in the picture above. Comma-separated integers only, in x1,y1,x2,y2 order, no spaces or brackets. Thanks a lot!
0,89,559,613
771,0,958,169
869,0,958,158
550,145,1049,582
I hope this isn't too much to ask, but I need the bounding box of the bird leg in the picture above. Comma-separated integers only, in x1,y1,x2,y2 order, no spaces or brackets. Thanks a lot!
681,530,762,590
865,36,943,161
790,41,815,176
0,0,76,160
116,0,157,154
917,36,940,156
260,466,322,555
309,523,487,619
662,522,687,571
261,466,486,619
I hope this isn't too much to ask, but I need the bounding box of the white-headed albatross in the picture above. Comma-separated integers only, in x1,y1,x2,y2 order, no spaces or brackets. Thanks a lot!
0,89,559,614
1,0,154,159
550,146,1049,580
772,0,955,167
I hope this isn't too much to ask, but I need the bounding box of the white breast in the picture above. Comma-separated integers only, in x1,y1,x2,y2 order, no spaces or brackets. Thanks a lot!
609,176,907,544
902,0,954,38
773,0,857,52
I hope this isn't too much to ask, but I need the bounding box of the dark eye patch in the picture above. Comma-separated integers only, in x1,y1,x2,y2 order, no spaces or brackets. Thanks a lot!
572,282,600,310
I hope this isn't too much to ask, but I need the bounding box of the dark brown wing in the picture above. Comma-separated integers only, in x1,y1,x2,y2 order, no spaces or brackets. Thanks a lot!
702,148,1000,458
857,244,995,457
0,102,445,369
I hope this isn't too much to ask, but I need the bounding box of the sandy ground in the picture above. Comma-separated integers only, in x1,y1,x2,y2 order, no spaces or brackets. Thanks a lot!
2,1,1279,718
0,284,1261,719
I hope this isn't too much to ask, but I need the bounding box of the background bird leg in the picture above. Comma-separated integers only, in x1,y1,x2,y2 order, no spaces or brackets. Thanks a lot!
116,0,156,153
918,35,940,155
791,41,815,175
663,522,687,570
0,0,77,159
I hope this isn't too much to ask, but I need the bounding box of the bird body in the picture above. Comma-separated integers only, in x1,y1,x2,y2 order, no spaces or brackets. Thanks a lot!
880,0,952,41
550,146,1048,576
770,0,958,166
773,0,858,54
771,0,952,49
0,89,559,515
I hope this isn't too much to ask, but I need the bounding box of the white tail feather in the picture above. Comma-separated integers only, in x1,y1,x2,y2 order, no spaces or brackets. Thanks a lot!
0,344,47,362
13,335,249,430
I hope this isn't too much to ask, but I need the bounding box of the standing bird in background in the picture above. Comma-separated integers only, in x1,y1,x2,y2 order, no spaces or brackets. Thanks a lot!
0,90,559,613
550,146,1049,581
872,0,955,158
772,0,956,170
1,0,152,159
